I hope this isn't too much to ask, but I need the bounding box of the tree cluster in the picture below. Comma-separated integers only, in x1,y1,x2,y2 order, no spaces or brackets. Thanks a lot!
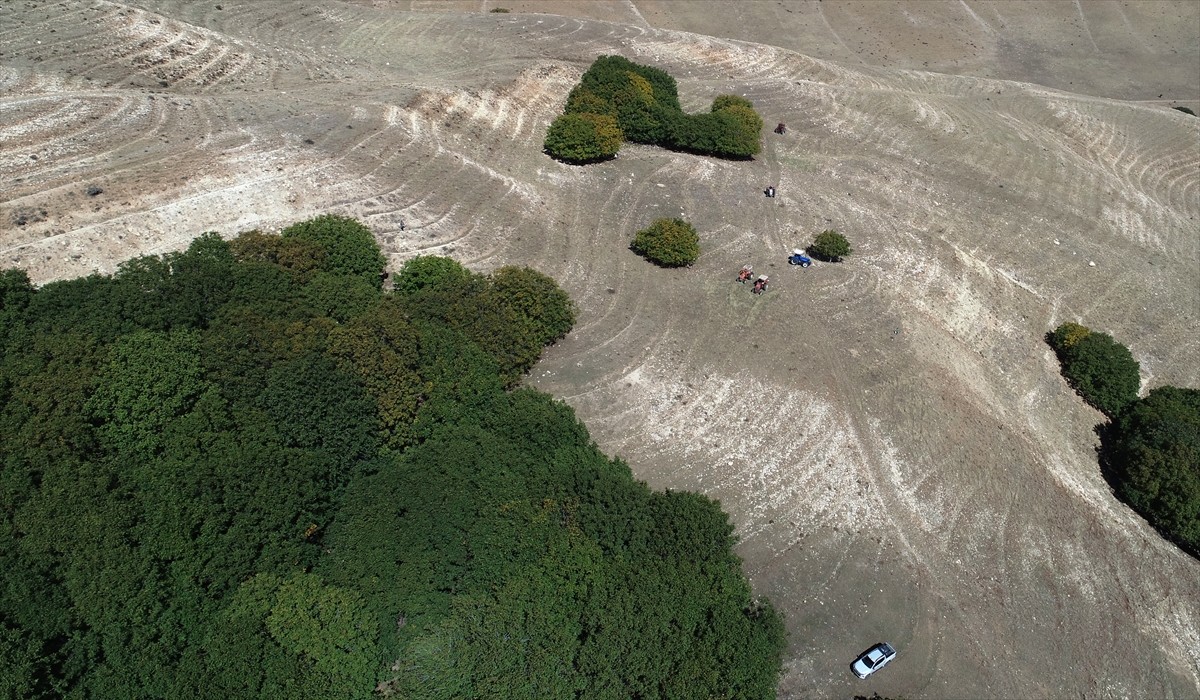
630,218,701,268
544,55,764,163
0,217,786,698
1047,323,1198,558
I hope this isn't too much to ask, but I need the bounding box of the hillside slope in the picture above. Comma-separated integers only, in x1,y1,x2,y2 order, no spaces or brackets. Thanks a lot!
2,2,1197,698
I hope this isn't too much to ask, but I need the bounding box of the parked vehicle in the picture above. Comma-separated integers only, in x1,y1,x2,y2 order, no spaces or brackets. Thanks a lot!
851,642,897,679
788,249,812,267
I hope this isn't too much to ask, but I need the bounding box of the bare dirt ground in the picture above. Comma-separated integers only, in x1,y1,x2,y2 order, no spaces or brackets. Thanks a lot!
2,1,1198,698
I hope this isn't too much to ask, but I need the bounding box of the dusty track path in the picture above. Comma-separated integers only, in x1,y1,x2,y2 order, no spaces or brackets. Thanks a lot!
2,2,1198,698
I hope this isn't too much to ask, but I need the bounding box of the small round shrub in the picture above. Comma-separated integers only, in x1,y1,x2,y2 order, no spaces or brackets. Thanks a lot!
809,230,852,262
544,112,622,164
631,218,700,268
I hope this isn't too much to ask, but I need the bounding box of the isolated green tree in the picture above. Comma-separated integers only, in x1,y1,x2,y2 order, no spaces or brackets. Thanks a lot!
631,218,700,268
1059,331,1140,418
544,112,623,164
1104,386,1200,556
809,230,852,262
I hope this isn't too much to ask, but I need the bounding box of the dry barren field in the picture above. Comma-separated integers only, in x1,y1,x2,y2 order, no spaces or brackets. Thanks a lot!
2,1,1198,698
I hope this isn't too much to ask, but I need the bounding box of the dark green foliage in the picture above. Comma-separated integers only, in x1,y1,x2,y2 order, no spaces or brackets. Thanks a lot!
488,266,577,346
1103,387,1200,556
84,328,207,458
326,299,428,449
0,623,43,699
631,217,701,267
0,225,784,697
230,229,326,282
282,214,386,287
172,573,380,700
1055,331,1141,418
707,94,764,157
546,55,761,162
397,259,577,385
565,85,616,117
0,268,33,316
809,229,852,262
391,254,473,295
1049,326,1195,557
543,112,623,164
259,352,379,459
300,271,379,322
460,266,577,384
577,55,681,114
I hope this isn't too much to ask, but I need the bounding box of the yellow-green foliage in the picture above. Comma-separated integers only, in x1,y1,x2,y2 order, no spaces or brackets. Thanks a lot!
565,86,615,117
1049,322,1092,352
625,71,654,100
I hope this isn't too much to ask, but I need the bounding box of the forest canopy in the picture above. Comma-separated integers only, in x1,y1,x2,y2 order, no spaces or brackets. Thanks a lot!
0,217,786,698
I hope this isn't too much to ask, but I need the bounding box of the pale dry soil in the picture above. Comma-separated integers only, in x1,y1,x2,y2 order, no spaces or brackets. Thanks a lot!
2,2,1198,698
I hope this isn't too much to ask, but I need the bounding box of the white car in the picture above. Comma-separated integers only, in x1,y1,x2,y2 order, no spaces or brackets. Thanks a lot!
851,642,897,679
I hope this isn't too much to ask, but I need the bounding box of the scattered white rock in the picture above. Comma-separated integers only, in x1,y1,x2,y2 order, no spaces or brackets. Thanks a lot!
1088,261,1096,267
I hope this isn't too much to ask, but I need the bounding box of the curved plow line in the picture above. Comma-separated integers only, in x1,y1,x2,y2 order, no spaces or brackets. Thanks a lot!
170,46,247,89
2,96,159,175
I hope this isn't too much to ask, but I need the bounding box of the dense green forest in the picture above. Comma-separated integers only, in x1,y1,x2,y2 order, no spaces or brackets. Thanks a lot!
0,215,785,698
544,55,763,163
